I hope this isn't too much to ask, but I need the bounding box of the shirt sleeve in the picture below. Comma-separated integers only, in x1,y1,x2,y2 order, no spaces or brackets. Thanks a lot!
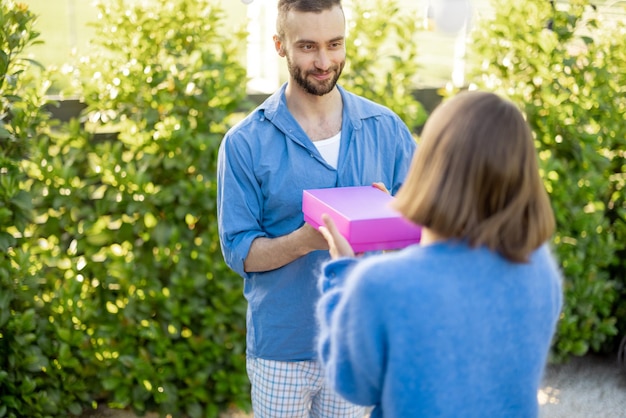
217,130,266,279
391,116,418,196
316,257,387,407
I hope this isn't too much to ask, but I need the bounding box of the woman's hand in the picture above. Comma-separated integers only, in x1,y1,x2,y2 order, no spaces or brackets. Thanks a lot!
318,214,355,259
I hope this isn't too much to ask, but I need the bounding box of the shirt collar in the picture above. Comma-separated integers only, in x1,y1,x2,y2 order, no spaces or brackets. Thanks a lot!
260,83,385,133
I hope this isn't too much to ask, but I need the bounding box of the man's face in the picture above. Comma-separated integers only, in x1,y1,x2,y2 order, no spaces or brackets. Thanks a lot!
277,5,346,96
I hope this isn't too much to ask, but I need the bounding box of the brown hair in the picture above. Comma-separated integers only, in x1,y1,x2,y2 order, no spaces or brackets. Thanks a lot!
276,0,343,38
392,91,555,263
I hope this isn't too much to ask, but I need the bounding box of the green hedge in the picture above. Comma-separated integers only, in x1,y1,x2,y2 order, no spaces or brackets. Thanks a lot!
3,0,251,416
36,0,252,416
1,2,86,417
342,0,428,133
466,0,626,361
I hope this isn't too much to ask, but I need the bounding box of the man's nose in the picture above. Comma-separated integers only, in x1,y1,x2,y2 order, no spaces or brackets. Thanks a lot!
315,49,332,70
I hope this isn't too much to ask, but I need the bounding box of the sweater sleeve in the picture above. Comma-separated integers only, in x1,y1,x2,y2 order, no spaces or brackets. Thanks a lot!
316,257,387,407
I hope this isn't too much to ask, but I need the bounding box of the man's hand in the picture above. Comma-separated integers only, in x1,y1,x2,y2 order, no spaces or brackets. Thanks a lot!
372,182,389,194
299,221,330,252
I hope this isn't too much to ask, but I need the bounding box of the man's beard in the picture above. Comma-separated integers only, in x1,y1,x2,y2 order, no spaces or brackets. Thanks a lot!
287,57,344,96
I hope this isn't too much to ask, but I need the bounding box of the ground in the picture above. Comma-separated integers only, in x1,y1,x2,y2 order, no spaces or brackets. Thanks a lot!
82,352,626,418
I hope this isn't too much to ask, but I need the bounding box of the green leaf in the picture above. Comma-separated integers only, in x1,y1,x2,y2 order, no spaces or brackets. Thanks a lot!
102,377,121,391
0,232,15,252
11,190,33,212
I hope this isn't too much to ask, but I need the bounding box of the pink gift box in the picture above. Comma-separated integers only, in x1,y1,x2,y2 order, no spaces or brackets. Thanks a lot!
302,186,422,252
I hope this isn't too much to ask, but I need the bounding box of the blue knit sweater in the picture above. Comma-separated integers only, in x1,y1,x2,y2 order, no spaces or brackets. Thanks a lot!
316,241,563,418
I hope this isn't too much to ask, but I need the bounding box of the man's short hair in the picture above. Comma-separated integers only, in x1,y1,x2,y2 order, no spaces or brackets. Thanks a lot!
276,0,343,38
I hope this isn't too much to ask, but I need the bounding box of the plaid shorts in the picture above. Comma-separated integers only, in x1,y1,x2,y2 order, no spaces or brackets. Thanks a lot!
246,357,368,418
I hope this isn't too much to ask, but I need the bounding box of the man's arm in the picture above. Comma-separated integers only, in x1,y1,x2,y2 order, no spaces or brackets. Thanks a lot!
244,222,329,272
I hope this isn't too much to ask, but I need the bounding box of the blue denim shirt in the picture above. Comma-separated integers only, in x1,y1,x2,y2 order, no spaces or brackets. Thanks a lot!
217,83,417,360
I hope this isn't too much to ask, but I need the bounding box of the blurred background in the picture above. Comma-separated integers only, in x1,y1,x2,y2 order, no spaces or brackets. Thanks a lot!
21,0,497,93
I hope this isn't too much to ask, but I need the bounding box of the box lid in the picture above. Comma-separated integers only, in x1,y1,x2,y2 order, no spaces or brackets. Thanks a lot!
302,186,421,250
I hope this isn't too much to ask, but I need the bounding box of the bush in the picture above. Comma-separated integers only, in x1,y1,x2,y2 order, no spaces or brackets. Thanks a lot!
342,0,428,133
21,0,252,416
1,1,93,416
466,0,626,362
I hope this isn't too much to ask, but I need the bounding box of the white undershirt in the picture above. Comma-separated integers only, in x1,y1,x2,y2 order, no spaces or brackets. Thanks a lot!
313,131,341,169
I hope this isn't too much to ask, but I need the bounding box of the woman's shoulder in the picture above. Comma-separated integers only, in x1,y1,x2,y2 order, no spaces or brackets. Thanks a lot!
351,243,459,285
529,243,563,281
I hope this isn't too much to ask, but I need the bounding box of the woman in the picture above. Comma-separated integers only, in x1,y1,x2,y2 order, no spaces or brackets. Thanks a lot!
316,91,563,418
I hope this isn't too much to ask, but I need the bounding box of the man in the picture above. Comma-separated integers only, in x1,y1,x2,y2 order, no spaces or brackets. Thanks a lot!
217,1,416,416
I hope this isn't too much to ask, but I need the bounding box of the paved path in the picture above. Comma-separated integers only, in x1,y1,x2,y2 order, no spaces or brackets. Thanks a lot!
539,352,626,418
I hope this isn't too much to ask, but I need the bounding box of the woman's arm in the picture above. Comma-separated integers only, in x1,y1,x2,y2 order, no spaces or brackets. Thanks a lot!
316,249,386,406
